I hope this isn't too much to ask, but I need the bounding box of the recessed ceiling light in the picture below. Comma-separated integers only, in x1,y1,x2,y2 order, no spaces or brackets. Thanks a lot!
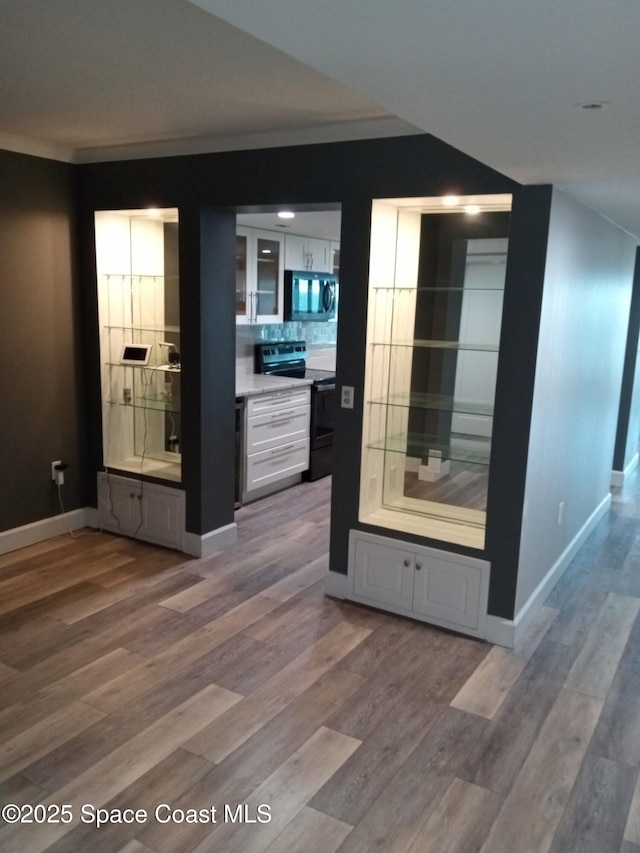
442,195,459,207
278,211,295,219
575,101,609,111
147,207,161,217
464,205,481,215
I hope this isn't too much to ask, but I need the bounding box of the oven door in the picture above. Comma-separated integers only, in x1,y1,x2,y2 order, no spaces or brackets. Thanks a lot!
310,383,336,449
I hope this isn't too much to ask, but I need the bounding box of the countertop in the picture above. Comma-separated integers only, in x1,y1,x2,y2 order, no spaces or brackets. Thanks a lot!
235,373,313,399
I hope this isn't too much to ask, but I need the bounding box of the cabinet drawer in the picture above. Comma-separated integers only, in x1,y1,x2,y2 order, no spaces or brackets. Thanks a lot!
245,437,309,492
247,404,310,453
247,387,310,416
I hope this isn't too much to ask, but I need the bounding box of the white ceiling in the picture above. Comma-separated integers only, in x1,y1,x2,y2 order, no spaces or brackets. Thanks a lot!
1,0,639,239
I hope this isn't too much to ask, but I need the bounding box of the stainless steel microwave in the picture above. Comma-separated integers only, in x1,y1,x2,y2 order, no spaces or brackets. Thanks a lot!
284,270,338,322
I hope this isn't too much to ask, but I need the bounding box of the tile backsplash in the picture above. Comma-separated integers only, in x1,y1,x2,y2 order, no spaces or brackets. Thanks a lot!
236,321,337,375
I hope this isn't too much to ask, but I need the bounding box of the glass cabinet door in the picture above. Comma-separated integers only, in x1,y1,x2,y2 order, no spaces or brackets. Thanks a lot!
235,227,284,324
255,234,281,319
235,230,248,318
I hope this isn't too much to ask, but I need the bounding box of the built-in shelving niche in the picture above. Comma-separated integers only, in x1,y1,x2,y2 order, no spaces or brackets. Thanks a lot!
359,195,512,549
95,209,182,483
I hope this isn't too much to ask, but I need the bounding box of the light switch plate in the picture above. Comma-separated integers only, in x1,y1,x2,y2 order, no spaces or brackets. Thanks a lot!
341,385,354,409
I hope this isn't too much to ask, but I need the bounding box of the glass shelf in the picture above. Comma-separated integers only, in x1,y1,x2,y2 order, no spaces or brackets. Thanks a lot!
372,284,505,293
100,274,179,281
370,339,499,352
368,392,494,417
104,324,180,334
106,362,181,373
367,433,492,466
107,396,181,414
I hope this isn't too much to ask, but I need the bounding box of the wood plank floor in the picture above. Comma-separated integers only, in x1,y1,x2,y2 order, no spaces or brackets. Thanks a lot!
1,472,640,852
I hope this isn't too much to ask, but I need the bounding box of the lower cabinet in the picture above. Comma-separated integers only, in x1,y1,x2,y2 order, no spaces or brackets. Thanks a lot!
97,472,185,550
243,386,311,501
348,530,490,638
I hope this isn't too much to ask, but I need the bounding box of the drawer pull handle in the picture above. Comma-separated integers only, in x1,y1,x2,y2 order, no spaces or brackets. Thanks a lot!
271,444,295,455
415,562,422,571
403,558,410,567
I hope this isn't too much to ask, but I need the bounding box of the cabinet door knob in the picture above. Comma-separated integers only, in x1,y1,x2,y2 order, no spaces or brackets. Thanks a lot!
403,558,411,567
415,562,422,571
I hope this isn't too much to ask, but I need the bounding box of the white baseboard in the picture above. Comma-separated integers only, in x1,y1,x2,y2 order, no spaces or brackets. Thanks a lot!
183,523,238,558
0,508,92,555
325,570,348,599
611,451,638,488
486,492,611,649
0,508,238,560
484,615,517,648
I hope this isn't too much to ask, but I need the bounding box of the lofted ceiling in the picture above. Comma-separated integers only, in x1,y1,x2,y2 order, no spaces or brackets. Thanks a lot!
1,0,639,238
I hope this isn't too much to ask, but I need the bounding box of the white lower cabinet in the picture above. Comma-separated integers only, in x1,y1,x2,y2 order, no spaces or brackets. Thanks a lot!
244,386,310,501
348,530,490,638
97,472,185,550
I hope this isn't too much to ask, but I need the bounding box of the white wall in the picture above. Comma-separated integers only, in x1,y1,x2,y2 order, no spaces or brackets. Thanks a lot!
515,188,637,614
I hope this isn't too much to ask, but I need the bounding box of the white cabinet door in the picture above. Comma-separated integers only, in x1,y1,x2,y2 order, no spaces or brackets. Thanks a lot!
236,228,285,324
305,238,330,272
348,530,489,638
254,229,285,323
97,473,184,550
284,234,307,270
284,235,331,272
352,539,414,610
412,553,483,630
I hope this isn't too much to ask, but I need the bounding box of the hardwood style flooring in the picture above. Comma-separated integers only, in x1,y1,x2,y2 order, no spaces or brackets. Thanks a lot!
1,472,640,852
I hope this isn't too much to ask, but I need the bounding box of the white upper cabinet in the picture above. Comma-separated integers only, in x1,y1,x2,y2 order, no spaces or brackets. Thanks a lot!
236,227,285,324
284,234,332,273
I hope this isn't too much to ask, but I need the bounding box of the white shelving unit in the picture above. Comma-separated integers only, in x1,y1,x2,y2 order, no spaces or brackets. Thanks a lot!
95,210,182,484
358,200,509,550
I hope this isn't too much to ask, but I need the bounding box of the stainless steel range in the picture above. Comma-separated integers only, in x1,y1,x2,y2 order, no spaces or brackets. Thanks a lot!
255,341,335,481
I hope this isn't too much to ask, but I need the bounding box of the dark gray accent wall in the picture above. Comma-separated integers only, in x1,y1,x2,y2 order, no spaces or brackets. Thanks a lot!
485,186,552,617
614,248,640,474
0,149,85,532
180,207,236,535
514,187,637,615
77,134,518,544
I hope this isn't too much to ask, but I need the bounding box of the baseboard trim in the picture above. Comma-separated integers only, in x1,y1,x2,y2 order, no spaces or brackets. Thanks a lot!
0,508,91,555
486,492,612,649
183,523,238,558
611,451,638,488
484,615,516,648
325,570,348,599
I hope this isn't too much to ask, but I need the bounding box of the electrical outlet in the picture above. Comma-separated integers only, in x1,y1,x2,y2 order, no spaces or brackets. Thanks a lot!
51,460,62,482
341,385,354,409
